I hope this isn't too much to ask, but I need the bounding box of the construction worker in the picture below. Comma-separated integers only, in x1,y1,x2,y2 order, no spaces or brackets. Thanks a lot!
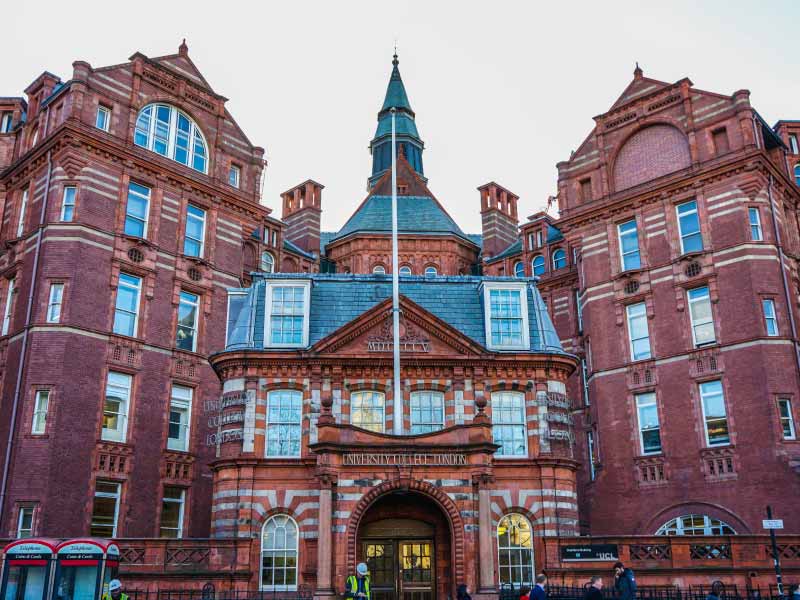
345,562,371,599
102,579,128,600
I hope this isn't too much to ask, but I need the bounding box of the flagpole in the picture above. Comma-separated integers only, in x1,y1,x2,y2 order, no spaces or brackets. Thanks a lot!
391,107,402,436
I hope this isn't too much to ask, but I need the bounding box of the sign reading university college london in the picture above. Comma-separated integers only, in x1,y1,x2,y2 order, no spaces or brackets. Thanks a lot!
343,453,467,466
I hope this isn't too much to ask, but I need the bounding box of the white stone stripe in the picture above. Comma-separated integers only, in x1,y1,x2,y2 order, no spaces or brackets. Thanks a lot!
694,99,728,116
644,213,666,222
646,229,667,238
583,291,615,304
48,224,114,240
162,59,204,84
622,84,658,103
650,265,672,275
709,207,744,220
90,77,131,98
162,214,178,223
83,185,118,201
45,235,113,252
583,247,608,258
582,231,608,243
645,221,666,230
156,262,175,271
94,72,132,92
162,195,180,207
695,106,733,123
707,190,738,203
82,167,120,183
215,270,242,284
218,217,242,230
584,281,614,293
713,243,776,257
651,275,674,285
80,176,118,192
217,233,240,246
708,197,746,211
162,204,179,214
583,239,609,251
715,254,779,267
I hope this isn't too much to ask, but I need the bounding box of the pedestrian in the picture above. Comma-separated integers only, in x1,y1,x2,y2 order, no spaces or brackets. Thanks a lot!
706,581,724,600
519,586,531,600
101,580,128,600
456,583,472,600
345,562,371,599
584,576,604,600
788,584,800,600
532,574,548,600
613,562,636,600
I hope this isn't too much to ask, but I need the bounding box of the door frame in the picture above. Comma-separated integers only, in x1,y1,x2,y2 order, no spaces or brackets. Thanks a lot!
361,537,436,600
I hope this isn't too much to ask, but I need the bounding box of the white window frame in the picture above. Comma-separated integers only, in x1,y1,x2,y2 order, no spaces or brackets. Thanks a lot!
16,507,34,539
133,103,209,174
778,398,796,440
483,282,531,351
260,251,275,273
687,286,715,347
226,290,249,347
47,283,64,323
124,182,151,238
790,134,799,154
409,391,445,434
587,430,596,481
552,248,566,270
167,385,193,452
263,281,311,348
159,487,186,538
575,289,583,333
491,391,528,458
96,106,111,132
260,515,299,592
229,165,241,188
635,392,661,455
532,255,545,277
372,265,386,274
763,298,778,336
102,371,132,443
527,233,534,250
535,230,543,248
266,390,303,457
424,266,438,277
513,261,524,278
183,204,206,258
399,265,412,276
0,112,12,133
699,380,729,447
350,390,386,433
656,514,736,536
113,273,142,337
626,302,651,361
3,278,15,336
618,219,641,271
676,200,703,254
16,189,28,238
91,481,121,537
496,513,534,588
176,291,200,352
60,186,76,222
748,207,763,241
32,390,50,435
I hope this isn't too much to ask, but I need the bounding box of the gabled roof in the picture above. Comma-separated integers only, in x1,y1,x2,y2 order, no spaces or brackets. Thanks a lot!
607,66,674,113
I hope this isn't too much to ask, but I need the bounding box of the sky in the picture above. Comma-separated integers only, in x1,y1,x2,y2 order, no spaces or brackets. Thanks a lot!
3,0,800,234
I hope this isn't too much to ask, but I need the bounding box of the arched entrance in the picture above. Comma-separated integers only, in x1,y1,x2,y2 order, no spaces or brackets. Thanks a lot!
356,492,452,600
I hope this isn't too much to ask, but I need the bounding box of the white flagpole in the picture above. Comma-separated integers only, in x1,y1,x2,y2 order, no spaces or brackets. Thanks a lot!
391,107,402,436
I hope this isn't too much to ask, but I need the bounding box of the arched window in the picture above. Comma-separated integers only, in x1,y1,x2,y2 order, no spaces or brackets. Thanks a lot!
656,514,736,536
424,266,438,277
514,261,524,278
134,104,208,173
260,252,274,273
794,164,800,186
261,515,298,590
399,265,412,276
532,255,545,277
497,514,534,588
552,249,566,270
372,265,386,275
350,391,385,433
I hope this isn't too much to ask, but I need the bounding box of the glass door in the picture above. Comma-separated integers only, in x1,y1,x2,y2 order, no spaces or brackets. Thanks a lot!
398,541,434,600
364,541,396,600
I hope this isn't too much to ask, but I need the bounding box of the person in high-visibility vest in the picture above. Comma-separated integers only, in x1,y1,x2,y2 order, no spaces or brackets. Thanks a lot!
344,562,370,599
102,579,128,600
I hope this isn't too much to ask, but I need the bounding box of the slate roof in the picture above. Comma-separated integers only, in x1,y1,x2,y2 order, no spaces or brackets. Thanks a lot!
466,233,483,248
381,56,412,113
486,239,522,264
283,239,316,260
223,273,566,355
328,196,474,245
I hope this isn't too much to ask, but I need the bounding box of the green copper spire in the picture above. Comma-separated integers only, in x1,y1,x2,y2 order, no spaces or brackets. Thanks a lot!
380,53,413,113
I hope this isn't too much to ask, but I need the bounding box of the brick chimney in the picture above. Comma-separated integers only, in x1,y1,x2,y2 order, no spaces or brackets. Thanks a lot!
479,182,519,259
281,180,324,256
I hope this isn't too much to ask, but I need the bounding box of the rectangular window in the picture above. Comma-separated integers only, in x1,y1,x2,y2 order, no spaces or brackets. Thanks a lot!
47,283,64,323
712,127,729,155
587,431,596,481
579,178,592,203
676,200,703,254
113,273,141,337
0,112,12,133
16,189,28,238
60,186,76,222
90,481,120,537
635,392,662,454
183,204,206,257
102,372,131,443
700,380,729,446
527,233,534,251
618,219,641,271
124,182,151,238
176,291,199,352
687,286,715,346
626,302,651,361
491,391,527,457
536,230,543,248
486,286,529,350
350,391,385,433
96,106,111,132
16,507,34,538
410,391,445,434
778,399,796,440
266,390,303,456
790,134,799,155
160,487,185,538
763,298,778,336
266,284,309,347
225,291,248,347
32,390,49,435
749,207,763,241
2,278,15,335
167,385,192,452
229,165,241,188
575,290,583,333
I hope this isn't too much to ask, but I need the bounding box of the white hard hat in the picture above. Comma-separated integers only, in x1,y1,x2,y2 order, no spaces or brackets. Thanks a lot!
109,580,122,592
356,562,368,576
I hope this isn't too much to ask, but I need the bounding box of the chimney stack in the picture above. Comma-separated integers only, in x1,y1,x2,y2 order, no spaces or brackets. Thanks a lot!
478,182,519,259
281,180,324,256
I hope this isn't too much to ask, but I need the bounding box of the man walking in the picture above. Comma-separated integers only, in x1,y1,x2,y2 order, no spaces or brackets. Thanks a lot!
613,562,636,600
532,574,548,600
345,562,371,599
584,577,604,600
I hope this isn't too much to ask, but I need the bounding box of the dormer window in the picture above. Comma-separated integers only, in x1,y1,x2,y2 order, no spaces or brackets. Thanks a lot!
483,283,530,351
134,103,208,173
0,112,13,133
264,281,311,348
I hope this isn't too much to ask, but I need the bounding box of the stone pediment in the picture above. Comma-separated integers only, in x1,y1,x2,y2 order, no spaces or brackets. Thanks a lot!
311,295,486,357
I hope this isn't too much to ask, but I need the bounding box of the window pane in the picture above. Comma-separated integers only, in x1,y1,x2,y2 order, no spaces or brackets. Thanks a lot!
350,391,385,433
491,392,527,456
266,390,302,456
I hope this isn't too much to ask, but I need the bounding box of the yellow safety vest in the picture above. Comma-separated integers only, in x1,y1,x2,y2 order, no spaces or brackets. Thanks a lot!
345,575,370,599
102,594,128,600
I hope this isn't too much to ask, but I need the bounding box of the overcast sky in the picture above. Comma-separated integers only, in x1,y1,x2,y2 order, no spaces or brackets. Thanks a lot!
4,1,799,233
